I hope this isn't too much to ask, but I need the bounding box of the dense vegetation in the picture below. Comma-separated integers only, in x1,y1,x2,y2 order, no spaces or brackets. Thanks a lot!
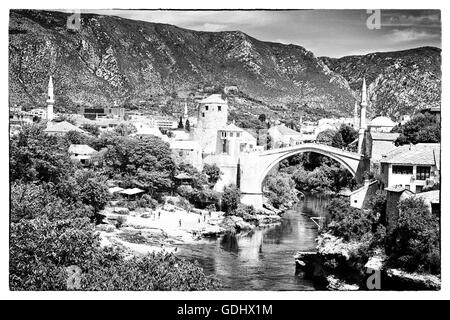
323,194,440,275
9,124,220,290
392,112,440,146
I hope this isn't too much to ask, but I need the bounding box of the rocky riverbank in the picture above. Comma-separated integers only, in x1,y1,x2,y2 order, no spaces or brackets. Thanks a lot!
96,199,283,257
295,232,441,290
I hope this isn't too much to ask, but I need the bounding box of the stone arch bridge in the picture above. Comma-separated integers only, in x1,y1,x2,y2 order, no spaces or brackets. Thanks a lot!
238,143,368,209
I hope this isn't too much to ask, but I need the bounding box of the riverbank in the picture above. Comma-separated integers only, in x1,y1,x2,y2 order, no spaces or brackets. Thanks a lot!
96,199,283,257
295,232,441,290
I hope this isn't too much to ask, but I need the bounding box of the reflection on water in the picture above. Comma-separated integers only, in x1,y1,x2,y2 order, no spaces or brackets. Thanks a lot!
177,195,330,291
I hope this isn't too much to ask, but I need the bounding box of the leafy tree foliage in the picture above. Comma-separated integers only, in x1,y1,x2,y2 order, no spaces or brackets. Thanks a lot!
185,119,191,132
222,185,241,215
80,123,100,136
393,112,440,146
10,124,73,184
263,172,298,209
202,164,222,185
387,197,440,274
10,216,220,290
114,123,137,136
316,129,336,146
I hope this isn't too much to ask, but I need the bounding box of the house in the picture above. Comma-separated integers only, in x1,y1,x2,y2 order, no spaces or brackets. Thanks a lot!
385,186,415,231
368,132,400,162
68,144,99,166
44,121,87,136
380,143,440,193
216,123,258,159
268,125,303,148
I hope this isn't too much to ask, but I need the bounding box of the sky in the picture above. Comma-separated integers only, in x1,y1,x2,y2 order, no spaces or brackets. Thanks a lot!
79,9,441,58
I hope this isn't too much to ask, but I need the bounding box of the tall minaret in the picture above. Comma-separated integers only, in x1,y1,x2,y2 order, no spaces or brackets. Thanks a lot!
46,76,54,121
353,101,359,129
184,101,188,120
357,77,368,154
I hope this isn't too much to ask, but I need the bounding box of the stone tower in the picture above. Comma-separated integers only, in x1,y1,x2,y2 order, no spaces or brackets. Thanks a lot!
357,77,368,154
46,76,54,121
197,94,228,130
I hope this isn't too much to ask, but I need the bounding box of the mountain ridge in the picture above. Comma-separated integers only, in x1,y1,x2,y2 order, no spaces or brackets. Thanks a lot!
9,9,441,121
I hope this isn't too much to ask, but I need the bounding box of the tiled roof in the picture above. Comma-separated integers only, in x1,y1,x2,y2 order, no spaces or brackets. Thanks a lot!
68,144,97,155
199,94,227,104
381,143,440,165
45,121,86,133
370,132,400,141
414,190,440,204
222,123,244,132
276,125,302,136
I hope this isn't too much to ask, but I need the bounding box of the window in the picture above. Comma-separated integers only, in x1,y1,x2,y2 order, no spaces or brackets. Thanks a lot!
230,132,234,137
236,132,240,138
405,185,410,190
205,105,209,111
218,106,222,111
416,166,431,180
392,165,413,175
202,113,205,117
416,185,423,193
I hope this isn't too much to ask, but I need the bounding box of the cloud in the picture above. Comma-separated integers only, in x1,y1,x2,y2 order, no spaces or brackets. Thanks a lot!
386,28,441,42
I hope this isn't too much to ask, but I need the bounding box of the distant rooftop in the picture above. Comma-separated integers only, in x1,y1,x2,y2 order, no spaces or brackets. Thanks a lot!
45,121,86,134
370,132,400,141
381,143,440,166
68,144,97,155
274,125,302,136
369,116,396,127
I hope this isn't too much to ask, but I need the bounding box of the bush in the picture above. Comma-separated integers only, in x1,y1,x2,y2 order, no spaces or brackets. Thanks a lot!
10,216,220,290
387,197,440,274
324,198,379,242
222,185,241,215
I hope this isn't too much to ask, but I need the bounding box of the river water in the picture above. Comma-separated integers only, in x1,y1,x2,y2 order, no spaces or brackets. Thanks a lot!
177,195,330,290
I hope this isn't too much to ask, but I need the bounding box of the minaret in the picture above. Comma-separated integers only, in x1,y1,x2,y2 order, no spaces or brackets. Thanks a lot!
353,101,359,129
357,77,368,154
46,76,54,121
184,101,188,120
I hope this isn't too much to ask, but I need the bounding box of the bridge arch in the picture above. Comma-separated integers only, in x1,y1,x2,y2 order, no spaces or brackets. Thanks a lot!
239,143,364,209
258,147,357,191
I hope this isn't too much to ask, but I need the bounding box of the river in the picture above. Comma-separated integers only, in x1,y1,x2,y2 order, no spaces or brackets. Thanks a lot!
177,195,330,290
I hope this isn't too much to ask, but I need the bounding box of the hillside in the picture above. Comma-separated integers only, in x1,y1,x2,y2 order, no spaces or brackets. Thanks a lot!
320,47,441,120
9,10,441,122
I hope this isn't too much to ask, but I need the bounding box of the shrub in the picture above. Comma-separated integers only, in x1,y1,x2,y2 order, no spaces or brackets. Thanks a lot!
222,185,241,215
387,197,440,274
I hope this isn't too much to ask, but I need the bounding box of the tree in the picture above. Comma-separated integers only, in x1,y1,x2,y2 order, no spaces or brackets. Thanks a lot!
338,124,358,146
316,129,337,146
10,124,74,184
387,197,440,274
202,164,222,185
222,185,241,215
263,172,298,209
258,114,267,123
10,216,220,290
178,116,184,129
65,130,91,145
114,123,137,136
80,124,100,136
393,113,440,146
185,119,191,132
331,131,345,148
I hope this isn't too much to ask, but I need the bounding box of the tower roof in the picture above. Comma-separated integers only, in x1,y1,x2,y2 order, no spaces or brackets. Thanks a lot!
199,94,227,104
